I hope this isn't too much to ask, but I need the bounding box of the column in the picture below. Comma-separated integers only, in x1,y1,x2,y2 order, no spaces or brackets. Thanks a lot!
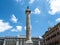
38,40,40,45
3,40,6,45
16,39,19,45
25,6,33,45
20,39,22,45
24,40,25,45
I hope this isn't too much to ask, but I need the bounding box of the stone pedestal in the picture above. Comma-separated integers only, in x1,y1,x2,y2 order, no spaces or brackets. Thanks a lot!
25,40,33,45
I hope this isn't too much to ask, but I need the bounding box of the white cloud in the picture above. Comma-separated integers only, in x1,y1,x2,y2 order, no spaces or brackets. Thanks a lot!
39,36,43,39
56,18,60,22
29,0,35,4
49,0,60,15
11,29,17,32
24,26,26,30
16,26,22,31
11,14,18,23
17,35,20,37
11,26,22,32
35,20,39,23
48,21,54,26
16,0,21,2
0,20,12,32
32,8,40,14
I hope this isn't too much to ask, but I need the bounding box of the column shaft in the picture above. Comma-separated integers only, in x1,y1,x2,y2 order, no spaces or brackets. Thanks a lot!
3,40,6,45
20,39,22,45
26,14,31,40
16,40,19,45
38,41,40,45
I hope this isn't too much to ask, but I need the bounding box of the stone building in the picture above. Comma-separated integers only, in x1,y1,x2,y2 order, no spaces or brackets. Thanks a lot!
43,23,60,45
0,36,43,45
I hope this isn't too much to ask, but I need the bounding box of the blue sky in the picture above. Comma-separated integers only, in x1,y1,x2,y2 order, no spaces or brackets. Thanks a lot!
0,0,60,37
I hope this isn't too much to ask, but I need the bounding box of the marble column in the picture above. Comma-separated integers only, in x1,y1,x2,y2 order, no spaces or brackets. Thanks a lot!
25,6,33,45
16,40,19,45
24,40,25,45
3,39,6,45
20,39,22,45
38,40,40,45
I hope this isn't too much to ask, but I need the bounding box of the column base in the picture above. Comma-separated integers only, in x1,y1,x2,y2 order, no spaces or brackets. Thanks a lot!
25,40,33,45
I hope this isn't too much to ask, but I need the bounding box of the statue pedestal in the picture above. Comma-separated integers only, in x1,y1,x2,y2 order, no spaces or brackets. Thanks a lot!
25,40,33,45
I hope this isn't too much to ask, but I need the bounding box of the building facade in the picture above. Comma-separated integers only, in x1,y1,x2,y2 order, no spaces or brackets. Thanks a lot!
0,36,43,45
43,23,60,45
